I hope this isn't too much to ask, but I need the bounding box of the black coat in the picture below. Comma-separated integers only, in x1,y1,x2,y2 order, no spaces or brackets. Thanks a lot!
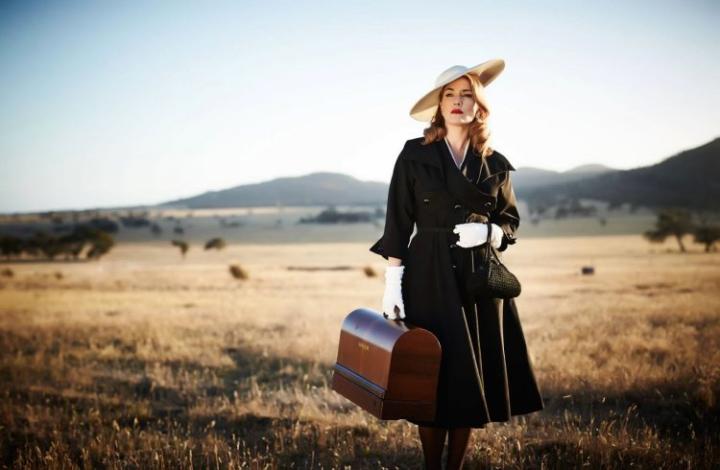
370,137,544,429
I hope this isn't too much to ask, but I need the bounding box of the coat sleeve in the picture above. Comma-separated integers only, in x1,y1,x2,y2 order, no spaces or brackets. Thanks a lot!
490,170,520,252
369,149,416,260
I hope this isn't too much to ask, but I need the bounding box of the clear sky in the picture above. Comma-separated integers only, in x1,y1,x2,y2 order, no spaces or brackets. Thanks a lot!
1,0,718,213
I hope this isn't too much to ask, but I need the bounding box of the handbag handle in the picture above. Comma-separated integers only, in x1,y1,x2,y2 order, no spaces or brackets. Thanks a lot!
483,220,507,266
471,220,507,273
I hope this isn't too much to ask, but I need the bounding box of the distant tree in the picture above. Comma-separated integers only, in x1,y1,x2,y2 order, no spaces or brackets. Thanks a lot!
693,225,720,252
534,204,549,216
607,200,622,211
643,208,694,252
171,240,189,258
86,230,115,260
219,218,243,228
205,237,226,250
0,235,24,259
119,215,150,228
299,206,373,224
0,225,113,261
150,223,163,236
89,218,119,233
58,231,86,260
30,231,63,260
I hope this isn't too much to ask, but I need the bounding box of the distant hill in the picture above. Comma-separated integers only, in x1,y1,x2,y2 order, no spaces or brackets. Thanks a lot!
566,164,614,174
513,164,616,190
156,137,719,211
159,165,622,210
158,172,388,208
519,137,720,211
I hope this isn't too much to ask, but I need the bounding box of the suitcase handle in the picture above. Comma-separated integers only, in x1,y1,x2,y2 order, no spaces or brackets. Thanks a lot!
382,311,403,321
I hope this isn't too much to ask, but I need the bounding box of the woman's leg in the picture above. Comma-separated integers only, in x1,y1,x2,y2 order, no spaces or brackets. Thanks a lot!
417,425,447,470
446,427,472,469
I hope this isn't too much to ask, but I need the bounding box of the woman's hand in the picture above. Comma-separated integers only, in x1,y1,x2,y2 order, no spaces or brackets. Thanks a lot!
382,265,406,320
453,222,504,249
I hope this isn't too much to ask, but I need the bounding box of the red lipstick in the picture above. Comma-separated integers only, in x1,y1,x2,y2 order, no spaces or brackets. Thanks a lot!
451,109,463,114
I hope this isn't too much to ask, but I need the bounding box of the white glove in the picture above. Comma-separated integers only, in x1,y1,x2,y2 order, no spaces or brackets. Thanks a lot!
452,222,504,249
382,265,406,320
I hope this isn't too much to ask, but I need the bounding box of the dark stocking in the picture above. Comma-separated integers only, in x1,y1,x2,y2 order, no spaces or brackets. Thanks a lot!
446,427,472,469
418,425,447,470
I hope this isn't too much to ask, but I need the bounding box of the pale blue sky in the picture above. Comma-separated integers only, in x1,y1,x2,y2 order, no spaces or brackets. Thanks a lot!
1,0,718,213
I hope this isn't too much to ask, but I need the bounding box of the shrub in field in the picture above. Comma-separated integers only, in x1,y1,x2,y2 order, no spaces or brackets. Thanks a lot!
86,230,115,260
362,265,377,278
643,208,693,252
693,225,720,252
205,238,226,250
229,264,248,280
171,240,189,258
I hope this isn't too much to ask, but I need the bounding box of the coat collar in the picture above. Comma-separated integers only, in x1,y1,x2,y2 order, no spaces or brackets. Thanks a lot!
402,138,515,180
402,137,515,214
438,141,497,212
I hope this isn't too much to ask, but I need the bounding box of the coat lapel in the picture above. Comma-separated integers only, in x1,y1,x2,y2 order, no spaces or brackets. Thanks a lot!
480,148,516,180
402,138,515,176
436,140,498,214
401,138,516,214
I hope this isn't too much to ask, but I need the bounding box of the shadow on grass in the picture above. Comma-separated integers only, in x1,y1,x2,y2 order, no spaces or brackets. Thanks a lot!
2,342,719,468
0,258,90,264
538,380,719,443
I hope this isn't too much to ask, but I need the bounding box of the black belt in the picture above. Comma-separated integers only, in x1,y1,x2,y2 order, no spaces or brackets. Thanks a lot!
417,226,454,232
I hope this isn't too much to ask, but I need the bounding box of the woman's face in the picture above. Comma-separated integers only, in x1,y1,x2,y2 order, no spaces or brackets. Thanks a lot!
439,76,478,127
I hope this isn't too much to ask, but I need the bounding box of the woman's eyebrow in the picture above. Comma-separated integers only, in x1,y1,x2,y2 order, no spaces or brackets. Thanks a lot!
445,87,473,92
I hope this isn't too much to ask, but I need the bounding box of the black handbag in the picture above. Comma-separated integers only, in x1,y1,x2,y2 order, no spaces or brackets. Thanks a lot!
465,221,522,298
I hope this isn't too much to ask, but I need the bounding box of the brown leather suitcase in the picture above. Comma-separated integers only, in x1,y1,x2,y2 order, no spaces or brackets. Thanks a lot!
331,308,442,421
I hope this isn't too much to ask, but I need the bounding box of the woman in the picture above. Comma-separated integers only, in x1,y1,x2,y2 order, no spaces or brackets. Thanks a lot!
369,59,544,469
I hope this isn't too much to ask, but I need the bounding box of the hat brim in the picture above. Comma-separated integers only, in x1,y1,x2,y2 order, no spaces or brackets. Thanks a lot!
409,59,505,122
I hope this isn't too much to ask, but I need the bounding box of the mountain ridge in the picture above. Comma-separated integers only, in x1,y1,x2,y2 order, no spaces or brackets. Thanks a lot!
156,136,720,211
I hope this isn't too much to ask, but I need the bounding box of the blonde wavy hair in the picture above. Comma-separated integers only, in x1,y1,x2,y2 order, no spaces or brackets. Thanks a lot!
422,72,494,158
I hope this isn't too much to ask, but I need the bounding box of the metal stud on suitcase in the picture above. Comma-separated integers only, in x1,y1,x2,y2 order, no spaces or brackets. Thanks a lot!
331,308,442,421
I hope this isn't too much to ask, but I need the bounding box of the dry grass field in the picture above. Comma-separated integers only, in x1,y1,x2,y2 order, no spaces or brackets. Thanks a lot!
0,235,718,468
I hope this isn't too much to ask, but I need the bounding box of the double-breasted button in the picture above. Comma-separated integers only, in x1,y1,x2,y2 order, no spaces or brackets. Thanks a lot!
449,243,457,249
423,198,430,204
451,264,457,269
453,204,462,210
484,201,493,208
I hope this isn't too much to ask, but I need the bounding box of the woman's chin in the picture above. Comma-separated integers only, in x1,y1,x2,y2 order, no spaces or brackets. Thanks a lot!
445,116,473,127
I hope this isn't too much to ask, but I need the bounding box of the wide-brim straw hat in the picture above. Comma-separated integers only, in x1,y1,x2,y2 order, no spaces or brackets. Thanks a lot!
409,59,505,122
